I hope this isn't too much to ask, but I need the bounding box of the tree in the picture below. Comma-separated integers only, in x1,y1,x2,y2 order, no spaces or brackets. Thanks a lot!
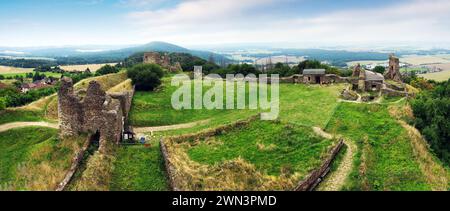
373,66,385,74
411,79,450,165
127,64,164,91
96,65,119,76
0,97,6,111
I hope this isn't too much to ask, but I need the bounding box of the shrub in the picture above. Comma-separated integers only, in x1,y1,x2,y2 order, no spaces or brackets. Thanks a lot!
373,66,386,74
96,65,119,76
127,64,164,91
0,97,6,111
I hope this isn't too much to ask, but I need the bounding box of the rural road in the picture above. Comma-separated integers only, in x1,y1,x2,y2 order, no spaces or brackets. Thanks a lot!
0,122,58,133
134,119,210,133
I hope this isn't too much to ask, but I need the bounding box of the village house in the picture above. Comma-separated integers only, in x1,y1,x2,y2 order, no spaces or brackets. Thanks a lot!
21,77,58,93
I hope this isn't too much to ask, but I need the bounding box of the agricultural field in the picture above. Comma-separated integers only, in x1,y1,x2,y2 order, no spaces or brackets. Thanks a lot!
0,65,33,74
0,65,61,78
400,55,450,65
419,70,450,82
346,60,387,67
60,63,117,72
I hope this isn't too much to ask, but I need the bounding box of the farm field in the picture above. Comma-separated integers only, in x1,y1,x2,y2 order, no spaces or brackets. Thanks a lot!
346,60,387,67
419,70,450,82
400,55,450,65
165,120,336,191
60,63,117,72
0,72,62,78
0,65,33,74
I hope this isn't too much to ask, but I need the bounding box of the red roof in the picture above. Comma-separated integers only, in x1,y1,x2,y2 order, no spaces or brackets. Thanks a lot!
0,82,8,89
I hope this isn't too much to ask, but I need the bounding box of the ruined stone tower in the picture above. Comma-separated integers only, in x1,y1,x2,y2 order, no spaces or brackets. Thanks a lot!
58,77,134,153
352,63,362,78
385,54,402,82
143,52,182,72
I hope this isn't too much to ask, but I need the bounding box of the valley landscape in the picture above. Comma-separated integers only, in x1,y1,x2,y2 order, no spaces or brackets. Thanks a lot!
0,0,449,197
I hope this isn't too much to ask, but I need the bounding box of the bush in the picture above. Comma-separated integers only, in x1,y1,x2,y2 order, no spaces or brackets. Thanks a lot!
0,97,6,111
127,64,164,91
96,65,119,76
373,66,385,74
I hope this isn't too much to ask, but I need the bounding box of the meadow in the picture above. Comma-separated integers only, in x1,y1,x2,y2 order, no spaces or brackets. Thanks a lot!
165,120,337,191
130,78,343,131
325,103,432,191
0,127,84,191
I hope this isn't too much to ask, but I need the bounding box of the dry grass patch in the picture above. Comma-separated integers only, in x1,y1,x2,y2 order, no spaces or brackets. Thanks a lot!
72,152,116,191
60,63,117,73
107,79,133,93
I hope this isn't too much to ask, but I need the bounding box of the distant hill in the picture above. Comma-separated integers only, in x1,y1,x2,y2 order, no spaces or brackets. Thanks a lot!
0,41,230,66
122,52,220,72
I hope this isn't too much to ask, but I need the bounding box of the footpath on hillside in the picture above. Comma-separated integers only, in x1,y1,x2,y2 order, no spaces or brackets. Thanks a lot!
313,127,356,191
0,122,58,133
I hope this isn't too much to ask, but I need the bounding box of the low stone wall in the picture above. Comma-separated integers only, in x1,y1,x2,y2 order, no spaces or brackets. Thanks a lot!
381,88,410,97
294,139,344,191
56,135,93,191
160,138,180,191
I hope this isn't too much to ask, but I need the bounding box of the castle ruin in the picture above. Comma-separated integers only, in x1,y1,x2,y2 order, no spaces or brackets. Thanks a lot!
143,52,182,72
58,77,134,153
385,54,402,82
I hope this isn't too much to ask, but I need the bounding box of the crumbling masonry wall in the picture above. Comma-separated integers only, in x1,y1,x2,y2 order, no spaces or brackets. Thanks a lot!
385,54,402,82
58,77,134,153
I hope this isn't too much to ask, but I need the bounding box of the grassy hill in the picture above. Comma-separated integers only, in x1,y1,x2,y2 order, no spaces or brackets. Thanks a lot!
0,127,85,190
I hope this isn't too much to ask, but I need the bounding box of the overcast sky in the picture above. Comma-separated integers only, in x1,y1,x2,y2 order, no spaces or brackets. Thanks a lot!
1,0,450,48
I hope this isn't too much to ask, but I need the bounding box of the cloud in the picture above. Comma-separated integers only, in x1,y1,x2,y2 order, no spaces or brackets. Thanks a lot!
119,0,166,7
126,0,450,46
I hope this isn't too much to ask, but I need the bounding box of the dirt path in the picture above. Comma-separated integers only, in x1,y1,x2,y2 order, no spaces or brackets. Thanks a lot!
134,119,210,133
313,127,356,191
0,122,58,133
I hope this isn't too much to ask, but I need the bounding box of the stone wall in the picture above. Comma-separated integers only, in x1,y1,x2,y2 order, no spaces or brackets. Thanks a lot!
58,77,134,153
381,87,410,97
294,139,344,191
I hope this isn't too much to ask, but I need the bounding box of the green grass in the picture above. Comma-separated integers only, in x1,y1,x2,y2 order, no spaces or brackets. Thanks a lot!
131,77,343,133
0,72,62,78
110,142,169,191
0,109,45,125
0,127,58,187
326,103,431,191
187,120,334,177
